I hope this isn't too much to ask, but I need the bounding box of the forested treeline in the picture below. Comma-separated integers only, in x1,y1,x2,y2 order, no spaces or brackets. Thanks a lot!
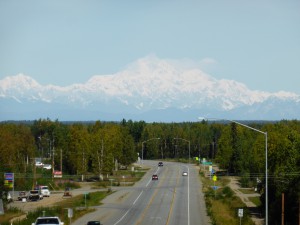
0,118,299,224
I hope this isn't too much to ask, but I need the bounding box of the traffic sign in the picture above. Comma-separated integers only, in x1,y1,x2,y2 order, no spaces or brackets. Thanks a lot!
68,208,73,218
238,208,243,217
213,175,217,181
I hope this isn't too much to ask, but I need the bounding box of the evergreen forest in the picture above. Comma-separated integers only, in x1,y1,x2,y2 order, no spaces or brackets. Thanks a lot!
0,118,299,224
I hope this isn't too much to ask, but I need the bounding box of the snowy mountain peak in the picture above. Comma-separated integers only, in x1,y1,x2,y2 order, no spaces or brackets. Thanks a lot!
0,57,300,121
0,73,41,91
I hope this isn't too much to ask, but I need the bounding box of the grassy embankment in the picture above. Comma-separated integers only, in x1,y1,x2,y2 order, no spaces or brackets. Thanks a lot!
200,170,259,225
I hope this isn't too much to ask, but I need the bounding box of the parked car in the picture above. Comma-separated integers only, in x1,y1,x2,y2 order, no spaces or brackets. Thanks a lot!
35,162,44,167
28,190,43,201
158,162,163,167
40,186,51,197
87,221,103,225
152,174,158,180
43,164,52,170
32,217,64,225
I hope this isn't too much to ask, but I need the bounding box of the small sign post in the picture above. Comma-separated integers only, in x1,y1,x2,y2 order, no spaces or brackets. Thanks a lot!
68,208,73,225
0,199,4,215
84,192,89,208
238,208,243,225
212,175,217,198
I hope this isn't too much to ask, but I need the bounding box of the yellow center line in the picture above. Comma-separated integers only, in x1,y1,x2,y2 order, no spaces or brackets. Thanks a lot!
165,168,180,225
135,166,169,225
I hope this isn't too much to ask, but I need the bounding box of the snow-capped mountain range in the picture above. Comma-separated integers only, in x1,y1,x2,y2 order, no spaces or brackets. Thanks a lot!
1,57,300,122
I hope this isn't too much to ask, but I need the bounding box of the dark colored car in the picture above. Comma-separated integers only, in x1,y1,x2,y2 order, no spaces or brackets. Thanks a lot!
87,221,102,225
158,162,163,166
152,174,158,180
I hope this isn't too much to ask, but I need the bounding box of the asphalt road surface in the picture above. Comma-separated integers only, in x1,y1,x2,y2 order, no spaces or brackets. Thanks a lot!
73,160,210,225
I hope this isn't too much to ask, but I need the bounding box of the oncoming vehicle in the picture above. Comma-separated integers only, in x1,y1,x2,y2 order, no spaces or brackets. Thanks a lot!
158,162,163,166
32,217,64,225
152,174,158,180
18,191,28,201
40,186,51,197
28,190,43,201
182,172,188,176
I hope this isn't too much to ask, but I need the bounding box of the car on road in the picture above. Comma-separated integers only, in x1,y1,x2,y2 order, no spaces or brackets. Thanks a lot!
182,172,188,176
152,174,158,180
87,221,103,225
32,217,64,225
40,186,51,197
158,162,163,166
17,191,28,201
28,190,43,201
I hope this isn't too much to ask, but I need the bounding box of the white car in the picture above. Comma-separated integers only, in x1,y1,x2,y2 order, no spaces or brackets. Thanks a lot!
35,162,44,167
40,186,51,197
32,217,64,225
182,172,188,176
43,164,52,170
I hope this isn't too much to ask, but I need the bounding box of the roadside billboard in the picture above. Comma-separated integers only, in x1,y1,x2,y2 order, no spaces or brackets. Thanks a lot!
53,171,62,178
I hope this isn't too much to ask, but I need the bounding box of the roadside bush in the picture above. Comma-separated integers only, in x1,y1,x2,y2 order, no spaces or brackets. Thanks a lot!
239,171,253,188
222,186,234,198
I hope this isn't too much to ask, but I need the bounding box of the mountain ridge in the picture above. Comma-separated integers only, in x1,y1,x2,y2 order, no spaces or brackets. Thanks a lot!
1,57,299,122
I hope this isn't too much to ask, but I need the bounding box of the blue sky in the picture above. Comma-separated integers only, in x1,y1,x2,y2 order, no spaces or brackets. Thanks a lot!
1,0,300,93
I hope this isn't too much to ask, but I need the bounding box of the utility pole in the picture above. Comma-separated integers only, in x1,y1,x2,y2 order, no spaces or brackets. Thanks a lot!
60,149,62,172
52,137,55,180
281,193,284,225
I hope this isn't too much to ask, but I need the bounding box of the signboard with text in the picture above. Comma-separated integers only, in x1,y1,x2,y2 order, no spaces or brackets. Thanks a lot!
53,171,62,178
4,173,14,189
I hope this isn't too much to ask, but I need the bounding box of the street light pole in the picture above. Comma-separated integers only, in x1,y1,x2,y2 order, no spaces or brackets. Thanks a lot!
141,138,160,164
227,119,268,225
201,117,268,225
173,138,191,164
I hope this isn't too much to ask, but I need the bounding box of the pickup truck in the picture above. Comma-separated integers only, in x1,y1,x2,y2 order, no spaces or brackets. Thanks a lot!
28,190,43,201
32,217,64,225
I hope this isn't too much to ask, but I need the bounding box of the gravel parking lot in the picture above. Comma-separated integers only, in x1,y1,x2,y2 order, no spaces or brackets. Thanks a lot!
8,182,95,213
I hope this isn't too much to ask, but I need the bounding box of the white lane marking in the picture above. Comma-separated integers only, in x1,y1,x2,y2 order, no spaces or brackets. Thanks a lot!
113,208,131,225
114,166,161,224
183,164,190,225
188,166,190,225
133,191,143,205
146,178,152,187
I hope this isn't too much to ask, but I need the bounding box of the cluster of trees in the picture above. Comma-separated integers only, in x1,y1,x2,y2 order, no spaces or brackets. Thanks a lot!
0,118,299,224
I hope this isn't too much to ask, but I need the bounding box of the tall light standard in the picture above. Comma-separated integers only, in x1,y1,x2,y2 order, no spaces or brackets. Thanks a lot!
173,138,191,164
200,117,268,225
141,138,160,164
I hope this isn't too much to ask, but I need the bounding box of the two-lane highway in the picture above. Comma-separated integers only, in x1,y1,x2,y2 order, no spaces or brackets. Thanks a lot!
74,161,209,225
